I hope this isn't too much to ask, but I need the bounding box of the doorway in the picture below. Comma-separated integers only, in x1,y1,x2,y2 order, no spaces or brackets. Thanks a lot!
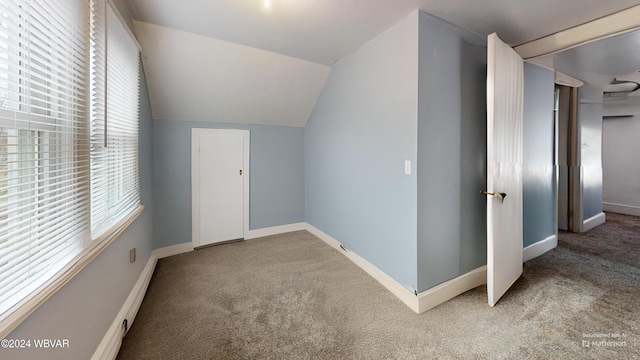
192,128,250,247
555,85,583,232
556,85,572,231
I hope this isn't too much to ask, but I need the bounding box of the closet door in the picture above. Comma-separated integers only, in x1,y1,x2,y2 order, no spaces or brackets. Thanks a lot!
192,129,249,246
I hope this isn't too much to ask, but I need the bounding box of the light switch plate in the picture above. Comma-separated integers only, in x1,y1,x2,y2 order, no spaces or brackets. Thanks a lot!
404,160,411,175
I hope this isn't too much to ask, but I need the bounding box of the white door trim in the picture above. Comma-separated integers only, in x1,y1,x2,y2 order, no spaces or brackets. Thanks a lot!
191,128,250,248
514,5,640,60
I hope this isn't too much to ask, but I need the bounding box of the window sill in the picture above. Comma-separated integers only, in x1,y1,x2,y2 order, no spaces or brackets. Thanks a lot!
0,205,145,339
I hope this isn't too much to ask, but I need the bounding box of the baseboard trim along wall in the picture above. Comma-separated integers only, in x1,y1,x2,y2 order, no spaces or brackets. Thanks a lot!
523,234,558,262
91,244,193,360
416,266,487,313
582,211,606,232
305,223,488,314
91,255,157,360
152,242,194,259
603,202,640,217
304,223,421,313
245,222,307,240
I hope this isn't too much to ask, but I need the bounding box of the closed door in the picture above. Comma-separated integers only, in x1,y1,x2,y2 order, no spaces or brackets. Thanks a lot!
192,129,249,247
486,33,524,306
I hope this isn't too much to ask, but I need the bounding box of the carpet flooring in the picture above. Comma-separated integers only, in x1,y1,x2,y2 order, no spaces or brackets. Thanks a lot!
117,212,639,359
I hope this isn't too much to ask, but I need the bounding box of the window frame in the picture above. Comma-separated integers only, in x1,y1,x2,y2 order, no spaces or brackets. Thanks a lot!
0,0,143,339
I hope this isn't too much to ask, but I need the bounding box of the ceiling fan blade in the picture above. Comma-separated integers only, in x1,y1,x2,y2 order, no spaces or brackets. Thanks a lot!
614,71,640,84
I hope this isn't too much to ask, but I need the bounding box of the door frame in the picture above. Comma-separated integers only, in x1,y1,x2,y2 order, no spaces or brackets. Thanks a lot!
191,128,250,247
555,85,585,233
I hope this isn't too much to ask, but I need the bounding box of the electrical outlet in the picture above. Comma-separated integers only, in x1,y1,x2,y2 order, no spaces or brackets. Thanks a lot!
129,248,136,263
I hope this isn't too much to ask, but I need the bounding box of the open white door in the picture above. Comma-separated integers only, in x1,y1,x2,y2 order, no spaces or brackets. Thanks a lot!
486,33,524,307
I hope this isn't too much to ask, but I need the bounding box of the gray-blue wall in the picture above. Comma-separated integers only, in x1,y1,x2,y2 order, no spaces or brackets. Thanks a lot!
5,63,155,360
416,12,487,291
603,114,640,214
523,63,556,247
578,84,604,220
153,120,305,248
305,11,419,289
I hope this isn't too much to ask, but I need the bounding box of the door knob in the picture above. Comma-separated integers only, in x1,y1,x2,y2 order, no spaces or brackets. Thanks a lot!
481,191,507,203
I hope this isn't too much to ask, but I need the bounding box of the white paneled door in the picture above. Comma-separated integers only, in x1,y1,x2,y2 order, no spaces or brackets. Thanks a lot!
486,33,524,306
192,129,249,247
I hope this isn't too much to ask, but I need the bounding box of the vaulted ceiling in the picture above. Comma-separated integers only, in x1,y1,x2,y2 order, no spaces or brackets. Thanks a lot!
118,0,640,126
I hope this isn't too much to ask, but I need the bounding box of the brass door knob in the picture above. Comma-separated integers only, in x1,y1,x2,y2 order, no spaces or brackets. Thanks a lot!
481,191,507,203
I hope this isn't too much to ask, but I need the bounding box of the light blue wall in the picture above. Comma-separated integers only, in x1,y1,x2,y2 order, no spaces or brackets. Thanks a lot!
5,63,155,360
416,12,487,291
305,11,419,289
603,115,640,211
578,84,604,220
153,120,305,248
523,63,556,247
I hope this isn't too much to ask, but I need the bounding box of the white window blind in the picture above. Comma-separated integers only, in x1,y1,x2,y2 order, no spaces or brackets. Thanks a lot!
90,2,140,239
0,0,141,330
0,0,90,315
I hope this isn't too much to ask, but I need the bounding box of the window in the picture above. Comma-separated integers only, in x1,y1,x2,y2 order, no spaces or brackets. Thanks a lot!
0,0,140,334
90,2,140,238
0,0,91,317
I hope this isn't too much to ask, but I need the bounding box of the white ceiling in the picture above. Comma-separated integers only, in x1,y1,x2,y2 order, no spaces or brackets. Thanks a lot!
535,29,640,89
120,0,640,125
125,0,640,66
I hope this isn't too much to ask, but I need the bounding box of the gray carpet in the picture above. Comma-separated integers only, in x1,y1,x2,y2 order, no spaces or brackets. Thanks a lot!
117,212,639,359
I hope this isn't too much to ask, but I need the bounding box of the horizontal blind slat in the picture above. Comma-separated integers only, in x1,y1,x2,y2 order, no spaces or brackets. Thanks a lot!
90,3,139,239
0,0,94,317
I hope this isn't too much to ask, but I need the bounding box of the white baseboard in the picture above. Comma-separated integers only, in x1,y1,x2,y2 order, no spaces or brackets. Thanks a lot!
152,242,193,259
603,202,640,217
417,266,487,313
91,225,314,359
92,241,197,360
523,234,558,262
245,222,307,240
582,212,606,232
304,223,488,314
304,223,420,313
414,236,558,311
91,254,158,360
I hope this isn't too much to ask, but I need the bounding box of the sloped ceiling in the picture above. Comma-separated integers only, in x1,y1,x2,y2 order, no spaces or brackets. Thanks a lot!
134,21,330,126
123,0,640,126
